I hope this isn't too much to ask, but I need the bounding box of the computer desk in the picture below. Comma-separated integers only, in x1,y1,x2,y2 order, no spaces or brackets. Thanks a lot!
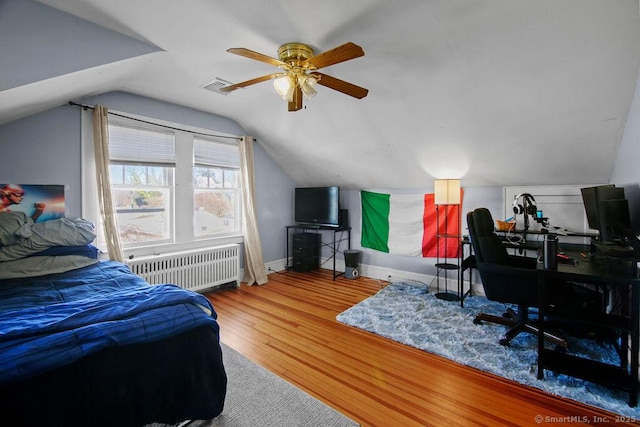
459,232,590,307
537,254,639,406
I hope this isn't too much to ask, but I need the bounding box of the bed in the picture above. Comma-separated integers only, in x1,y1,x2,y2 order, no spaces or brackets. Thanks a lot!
0,213,227,426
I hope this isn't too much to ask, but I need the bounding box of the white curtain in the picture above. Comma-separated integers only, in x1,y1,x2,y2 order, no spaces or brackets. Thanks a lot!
92,105,124,262
239,136,268,285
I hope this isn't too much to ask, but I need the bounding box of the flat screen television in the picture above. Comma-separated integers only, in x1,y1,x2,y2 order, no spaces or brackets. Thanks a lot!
295,186,340,227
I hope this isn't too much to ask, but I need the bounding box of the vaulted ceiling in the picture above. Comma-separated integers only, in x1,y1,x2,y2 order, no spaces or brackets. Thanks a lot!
2,0,639,188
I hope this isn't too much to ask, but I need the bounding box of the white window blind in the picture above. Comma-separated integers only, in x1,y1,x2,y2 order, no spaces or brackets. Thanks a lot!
108,124,175,166
194,138,239,168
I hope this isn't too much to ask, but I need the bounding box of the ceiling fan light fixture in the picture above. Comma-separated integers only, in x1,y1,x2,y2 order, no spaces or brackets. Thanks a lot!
224,41,367,111
299,75,317,100
273,75,294,101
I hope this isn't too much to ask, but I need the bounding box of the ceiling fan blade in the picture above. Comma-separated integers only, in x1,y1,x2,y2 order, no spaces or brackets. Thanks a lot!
313,73,368,99
288,86,303,111
304,42,364,70
227,48,289,68
219,73,280,93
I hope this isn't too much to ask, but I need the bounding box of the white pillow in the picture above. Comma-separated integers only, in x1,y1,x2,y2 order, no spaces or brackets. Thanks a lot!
0,218,96,262
0,212,33,246
0,255,99,279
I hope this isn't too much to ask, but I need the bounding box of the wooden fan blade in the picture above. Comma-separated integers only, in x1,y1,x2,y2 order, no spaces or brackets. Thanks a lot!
288,86,303,111
313,73,368,99
303,42,364,70
219,73,280,92
227,48,288,68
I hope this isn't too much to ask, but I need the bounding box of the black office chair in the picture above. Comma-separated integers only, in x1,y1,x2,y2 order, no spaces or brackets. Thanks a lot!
466,208,568,348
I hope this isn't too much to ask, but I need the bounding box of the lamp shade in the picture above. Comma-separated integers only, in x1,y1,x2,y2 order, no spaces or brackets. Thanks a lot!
273,75,294,101
299,75,317,100
434,179,461,205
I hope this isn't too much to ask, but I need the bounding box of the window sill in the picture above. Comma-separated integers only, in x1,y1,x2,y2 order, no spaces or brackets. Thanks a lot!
123,234,244,259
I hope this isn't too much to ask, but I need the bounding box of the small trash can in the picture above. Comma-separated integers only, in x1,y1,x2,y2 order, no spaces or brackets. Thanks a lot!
343,249,362,279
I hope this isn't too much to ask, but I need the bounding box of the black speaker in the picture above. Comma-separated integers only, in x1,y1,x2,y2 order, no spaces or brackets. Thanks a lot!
339,209,349,228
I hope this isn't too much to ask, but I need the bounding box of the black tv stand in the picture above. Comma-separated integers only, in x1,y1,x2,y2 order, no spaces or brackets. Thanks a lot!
285,224,351,280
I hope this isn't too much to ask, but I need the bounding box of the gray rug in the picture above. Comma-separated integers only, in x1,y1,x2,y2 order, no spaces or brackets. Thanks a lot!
151,343,358,427
211,343,358,426
337,281,640,419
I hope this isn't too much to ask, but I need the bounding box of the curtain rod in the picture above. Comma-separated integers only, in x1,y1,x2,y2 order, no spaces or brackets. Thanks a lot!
68,101,246,141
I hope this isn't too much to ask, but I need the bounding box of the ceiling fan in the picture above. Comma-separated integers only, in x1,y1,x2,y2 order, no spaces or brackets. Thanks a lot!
220,42,368,112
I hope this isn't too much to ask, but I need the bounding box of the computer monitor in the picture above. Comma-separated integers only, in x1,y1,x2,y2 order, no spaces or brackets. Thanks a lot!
581,185,625,231
598,199,633,243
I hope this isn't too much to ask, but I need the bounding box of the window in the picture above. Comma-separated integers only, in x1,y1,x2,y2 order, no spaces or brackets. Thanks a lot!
108,123,175,245
193,138,241,237
105,118,241,252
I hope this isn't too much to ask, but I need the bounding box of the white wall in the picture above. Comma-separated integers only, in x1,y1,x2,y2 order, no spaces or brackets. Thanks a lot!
0,106,83,215
610,72,640,231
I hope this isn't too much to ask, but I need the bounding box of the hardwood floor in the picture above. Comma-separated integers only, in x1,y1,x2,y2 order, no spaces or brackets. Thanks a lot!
205,269,636,427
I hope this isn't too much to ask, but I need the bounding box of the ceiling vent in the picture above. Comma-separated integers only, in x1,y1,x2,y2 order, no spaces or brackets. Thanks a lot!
202,77,235,95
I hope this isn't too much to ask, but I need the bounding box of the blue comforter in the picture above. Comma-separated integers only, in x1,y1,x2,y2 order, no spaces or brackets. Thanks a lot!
0,261,219,385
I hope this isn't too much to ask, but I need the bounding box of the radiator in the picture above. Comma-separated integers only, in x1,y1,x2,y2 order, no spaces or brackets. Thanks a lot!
127,244,240,292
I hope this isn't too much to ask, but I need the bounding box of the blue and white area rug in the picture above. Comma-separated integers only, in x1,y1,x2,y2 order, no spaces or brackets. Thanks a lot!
337,282,640,418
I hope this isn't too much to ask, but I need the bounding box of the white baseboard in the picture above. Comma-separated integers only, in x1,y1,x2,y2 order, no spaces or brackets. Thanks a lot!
266,257,485,297
265,259,288,274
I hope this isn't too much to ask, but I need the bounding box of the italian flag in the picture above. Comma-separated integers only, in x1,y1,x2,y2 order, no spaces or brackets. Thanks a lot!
360,190,462,258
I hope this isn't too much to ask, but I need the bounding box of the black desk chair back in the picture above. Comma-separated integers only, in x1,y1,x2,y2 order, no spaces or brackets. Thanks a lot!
467,208,566,348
